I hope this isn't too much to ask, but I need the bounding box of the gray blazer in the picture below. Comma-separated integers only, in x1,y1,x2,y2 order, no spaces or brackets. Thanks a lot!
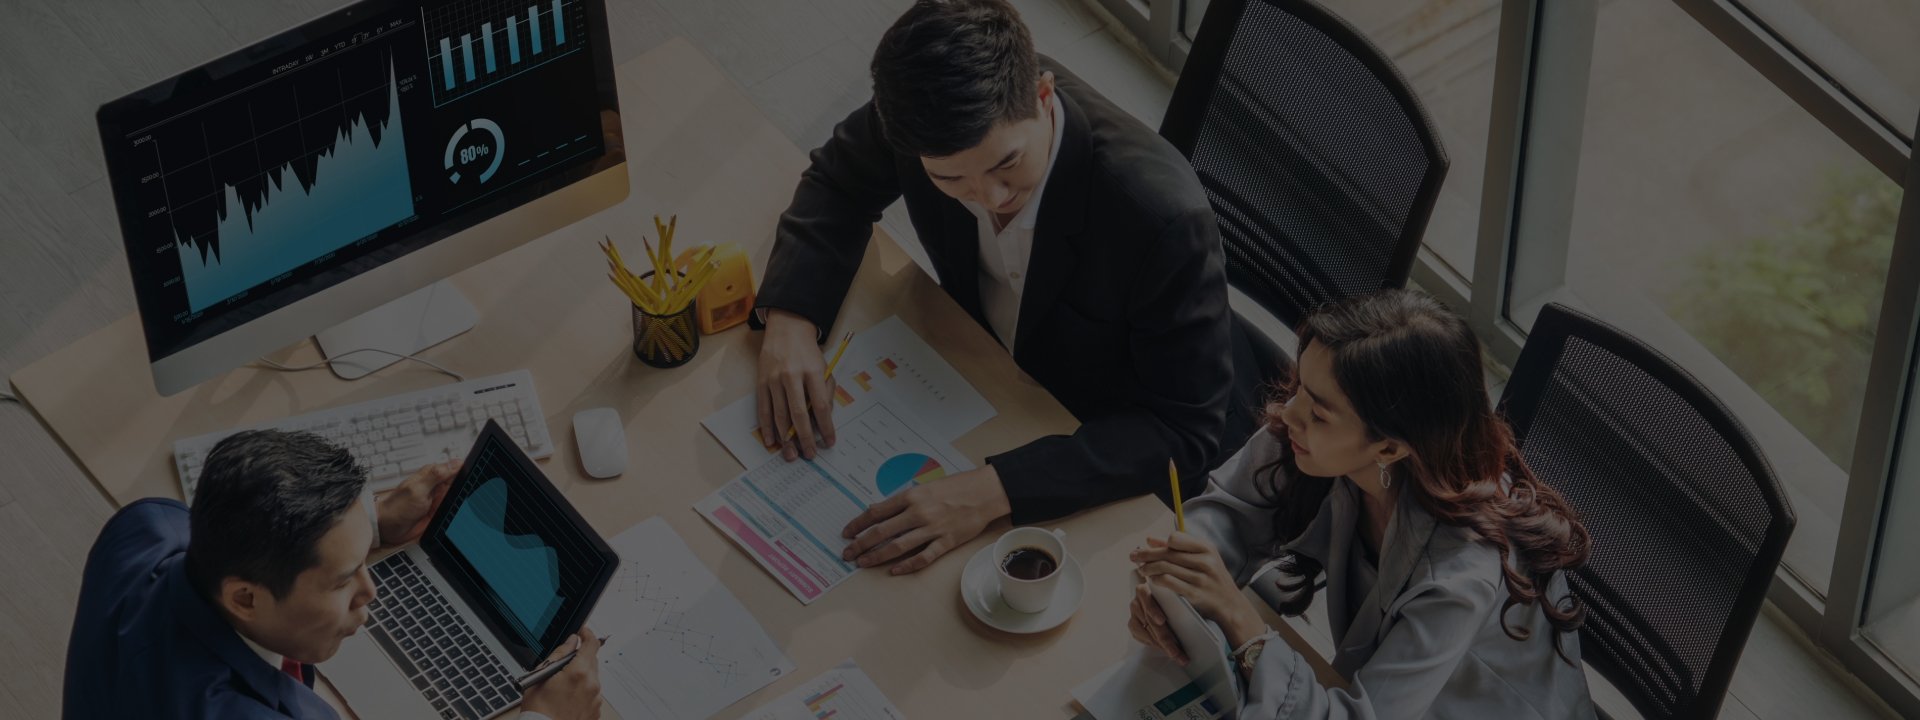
1186,430,1596,719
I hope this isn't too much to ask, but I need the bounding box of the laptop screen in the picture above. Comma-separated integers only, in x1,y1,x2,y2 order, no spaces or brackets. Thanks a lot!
421,421,617,669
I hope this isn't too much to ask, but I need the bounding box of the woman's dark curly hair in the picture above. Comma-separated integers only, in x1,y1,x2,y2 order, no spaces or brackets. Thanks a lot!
1256,289,1589,660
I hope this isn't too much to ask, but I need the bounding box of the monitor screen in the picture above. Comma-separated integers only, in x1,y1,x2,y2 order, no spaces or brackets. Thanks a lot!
96,0,621,364
422,422,617,668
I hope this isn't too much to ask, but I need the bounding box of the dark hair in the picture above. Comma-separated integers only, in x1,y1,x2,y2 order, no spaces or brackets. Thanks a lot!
185,429,367,601
1257,289,1590,659
871,0,1041,158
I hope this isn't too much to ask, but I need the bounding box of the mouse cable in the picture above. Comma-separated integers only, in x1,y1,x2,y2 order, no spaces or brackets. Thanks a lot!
251,348,465,383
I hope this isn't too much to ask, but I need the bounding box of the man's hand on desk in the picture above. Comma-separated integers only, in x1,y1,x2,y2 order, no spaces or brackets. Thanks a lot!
757,308,837,461
374,460,460,549
841,466,1011,574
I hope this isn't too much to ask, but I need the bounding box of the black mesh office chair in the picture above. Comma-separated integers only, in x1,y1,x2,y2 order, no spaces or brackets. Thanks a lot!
1499,303,1796,719
1162,0,1450,454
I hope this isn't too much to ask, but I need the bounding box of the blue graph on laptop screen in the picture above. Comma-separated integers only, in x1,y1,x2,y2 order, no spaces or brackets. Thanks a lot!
436,436,598,649
446,475,565,643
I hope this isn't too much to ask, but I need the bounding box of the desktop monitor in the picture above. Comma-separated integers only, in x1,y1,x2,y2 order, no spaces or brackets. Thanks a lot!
97,0,627,396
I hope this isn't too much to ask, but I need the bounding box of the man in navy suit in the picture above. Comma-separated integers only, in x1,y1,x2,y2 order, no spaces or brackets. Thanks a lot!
63,430,604,719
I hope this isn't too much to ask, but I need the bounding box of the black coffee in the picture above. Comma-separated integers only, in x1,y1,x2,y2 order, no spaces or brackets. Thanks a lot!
1000,546,1059,580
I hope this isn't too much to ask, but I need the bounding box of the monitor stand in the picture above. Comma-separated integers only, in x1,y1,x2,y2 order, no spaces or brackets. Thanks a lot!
314,280,479,380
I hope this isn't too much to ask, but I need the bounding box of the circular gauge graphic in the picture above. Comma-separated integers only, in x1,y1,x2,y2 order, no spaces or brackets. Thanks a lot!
445,118,504,184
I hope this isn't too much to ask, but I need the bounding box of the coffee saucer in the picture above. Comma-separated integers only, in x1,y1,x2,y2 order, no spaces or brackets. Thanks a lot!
960,544,1083,634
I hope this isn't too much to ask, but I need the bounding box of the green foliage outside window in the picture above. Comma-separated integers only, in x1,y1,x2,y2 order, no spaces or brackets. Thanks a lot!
1665,169,1900,469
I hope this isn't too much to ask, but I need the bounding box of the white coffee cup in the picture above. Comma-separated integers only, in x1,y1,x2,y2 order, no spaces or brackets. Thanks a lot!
993,527,1070,613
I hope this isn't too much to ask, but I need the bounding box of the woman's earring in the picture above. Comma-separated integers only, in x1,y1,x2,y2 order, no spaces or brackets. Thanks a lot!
1378,461,1392,490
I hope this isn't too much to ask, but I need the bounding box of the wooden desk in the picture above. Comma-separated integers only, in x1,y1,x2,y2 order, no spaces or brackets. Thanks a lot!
13,38,1174,719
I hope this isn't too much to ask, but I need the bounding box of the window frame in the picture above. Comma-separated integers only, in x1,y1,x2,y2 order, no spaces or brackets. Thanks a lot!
1105,0,1918,712
1486,1,1917,714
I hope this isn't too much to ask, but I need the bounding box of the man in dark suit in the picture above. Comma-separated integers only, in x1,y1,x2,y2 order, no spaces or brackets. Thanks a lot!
753,0,1231,574
63,430,602,719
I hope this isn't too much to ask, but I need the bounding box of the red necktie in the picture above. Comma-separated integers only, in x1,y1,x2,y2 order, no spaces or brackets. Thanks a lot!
281,658,304,683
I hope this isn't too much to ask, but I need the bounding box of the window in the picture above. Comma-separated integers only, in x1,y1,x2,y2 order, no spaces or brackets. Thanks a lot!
1503,0,1898,595
1730,0,1920,141
1868,365,1920,680
1116,0,1920,709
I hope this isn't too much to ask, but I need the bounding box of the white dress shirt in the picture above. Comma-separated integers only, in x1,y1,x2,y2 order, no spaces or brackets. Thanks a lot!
239,632,286,673
961,90,1066,353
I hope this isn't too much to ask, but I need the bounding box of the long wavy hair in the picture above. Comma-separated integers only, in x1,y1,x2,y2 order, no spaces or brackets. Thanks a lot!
1257,289,1589,659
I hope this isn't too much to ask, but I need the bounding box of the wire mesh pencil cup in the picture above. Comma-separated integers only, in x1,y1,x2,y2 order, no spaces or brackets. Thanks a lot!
602,219,711,369
632,296,699,368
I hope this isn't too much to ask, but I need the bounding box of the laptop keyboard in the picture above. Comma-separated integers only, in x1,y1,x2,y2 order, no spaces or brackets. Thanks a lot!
366,553,523,720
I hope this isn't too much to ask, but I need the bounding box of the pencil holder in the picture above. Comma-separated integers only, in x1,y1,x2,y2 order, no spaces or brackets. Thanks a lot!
632,299,700,369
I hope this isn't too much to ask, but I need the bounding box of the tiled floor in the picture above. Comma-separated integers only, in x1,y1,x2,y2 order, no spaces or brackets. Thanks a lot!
0,0,1898,717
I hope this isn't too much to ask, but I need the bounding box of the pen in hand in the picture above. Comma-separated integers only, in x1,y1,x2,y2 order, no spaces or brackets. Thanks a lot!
1169,458,1184,533
515,634,612,690
781,330,856,443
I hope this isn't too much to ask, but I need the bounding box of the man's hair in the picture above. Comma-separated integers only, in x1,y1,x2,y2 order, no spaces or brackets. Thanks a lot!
185,430,367,601
871,0,1041,158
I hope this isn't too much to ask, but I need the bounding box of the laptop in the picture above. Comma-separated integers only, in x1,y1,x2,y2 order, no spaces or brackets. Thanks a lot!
324,420,618,720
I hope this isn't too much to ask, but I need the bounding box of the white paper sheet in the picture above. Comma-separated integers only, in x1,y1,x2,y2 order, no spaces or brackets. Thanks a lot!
695,396,973,603
1071,588,1239,720
702,315,995,467
1072,647,1208,720
587,518,795,720
740,660,905,720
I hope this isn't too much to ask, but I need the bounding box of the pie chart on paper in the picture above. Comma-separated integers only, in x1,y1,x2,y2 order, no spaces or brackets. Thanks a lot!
876,453,946,496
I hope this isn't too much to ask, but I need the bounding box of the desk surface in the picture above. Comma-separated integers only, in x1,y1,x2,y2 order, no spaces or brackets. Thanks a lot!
12,38,1183,719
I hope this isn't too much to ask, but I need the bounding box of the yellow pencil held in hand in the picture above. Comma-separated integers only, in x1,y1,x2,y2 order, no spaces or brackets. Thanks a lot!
1169,458,1184,533
781,330,855,442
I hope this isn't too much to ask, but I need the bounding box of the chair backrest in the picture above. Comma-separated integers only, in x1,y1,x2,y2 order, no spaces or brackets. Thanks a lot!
1161,0,1448,330
1499,303,1796,720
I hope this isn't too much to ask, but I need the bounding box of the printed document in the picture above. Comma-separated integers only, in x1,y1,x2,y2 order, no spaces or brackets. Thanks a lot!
702,315,994,467
740,660,905,720
588,518,794,719
695,396,972,603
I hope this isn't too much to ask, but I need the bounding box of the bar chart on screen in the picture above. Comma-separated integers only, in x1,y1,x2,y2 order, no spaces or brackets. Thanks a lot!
423,0,588,106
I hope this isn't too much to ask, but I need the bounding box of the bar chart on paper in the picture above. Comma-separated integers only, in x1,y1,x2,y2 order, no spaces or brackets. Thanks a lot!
423,0,587,106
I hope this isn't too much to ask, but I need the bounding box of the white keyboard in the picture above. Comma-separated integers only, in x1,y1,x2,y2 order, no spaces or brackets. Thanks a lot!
173,370,553,501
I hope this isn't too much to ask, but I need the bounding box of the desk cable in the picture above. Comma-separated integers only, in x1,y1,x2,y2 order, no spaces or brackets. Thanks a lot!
251,348,466,383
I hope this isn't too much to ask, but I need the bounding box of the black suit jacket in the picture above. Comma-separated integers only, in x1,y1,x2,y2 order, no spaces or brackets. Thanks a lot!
755,59,1231,523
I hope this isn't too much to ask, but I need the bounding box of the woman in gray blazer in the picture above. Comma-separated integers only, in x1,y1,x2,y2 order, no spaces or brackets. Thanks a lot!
1128,289,1597,719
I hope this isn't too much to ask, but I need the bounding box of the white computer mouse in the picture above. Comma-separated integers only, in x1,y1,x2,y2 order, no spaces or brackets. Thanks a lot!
573,407,628,479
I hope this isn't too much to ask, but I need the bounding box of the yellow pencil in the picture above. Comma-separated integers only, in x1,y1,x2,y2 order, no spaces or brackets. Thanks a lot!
782,330,855,442
670,258,720,309
643,236,665,296
1169,458,1185,533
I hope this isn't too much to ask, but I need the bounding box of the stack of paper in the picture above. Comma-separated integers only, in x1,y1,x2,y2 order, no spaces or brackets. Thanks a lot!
587,518,795,719
741,660,905,720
